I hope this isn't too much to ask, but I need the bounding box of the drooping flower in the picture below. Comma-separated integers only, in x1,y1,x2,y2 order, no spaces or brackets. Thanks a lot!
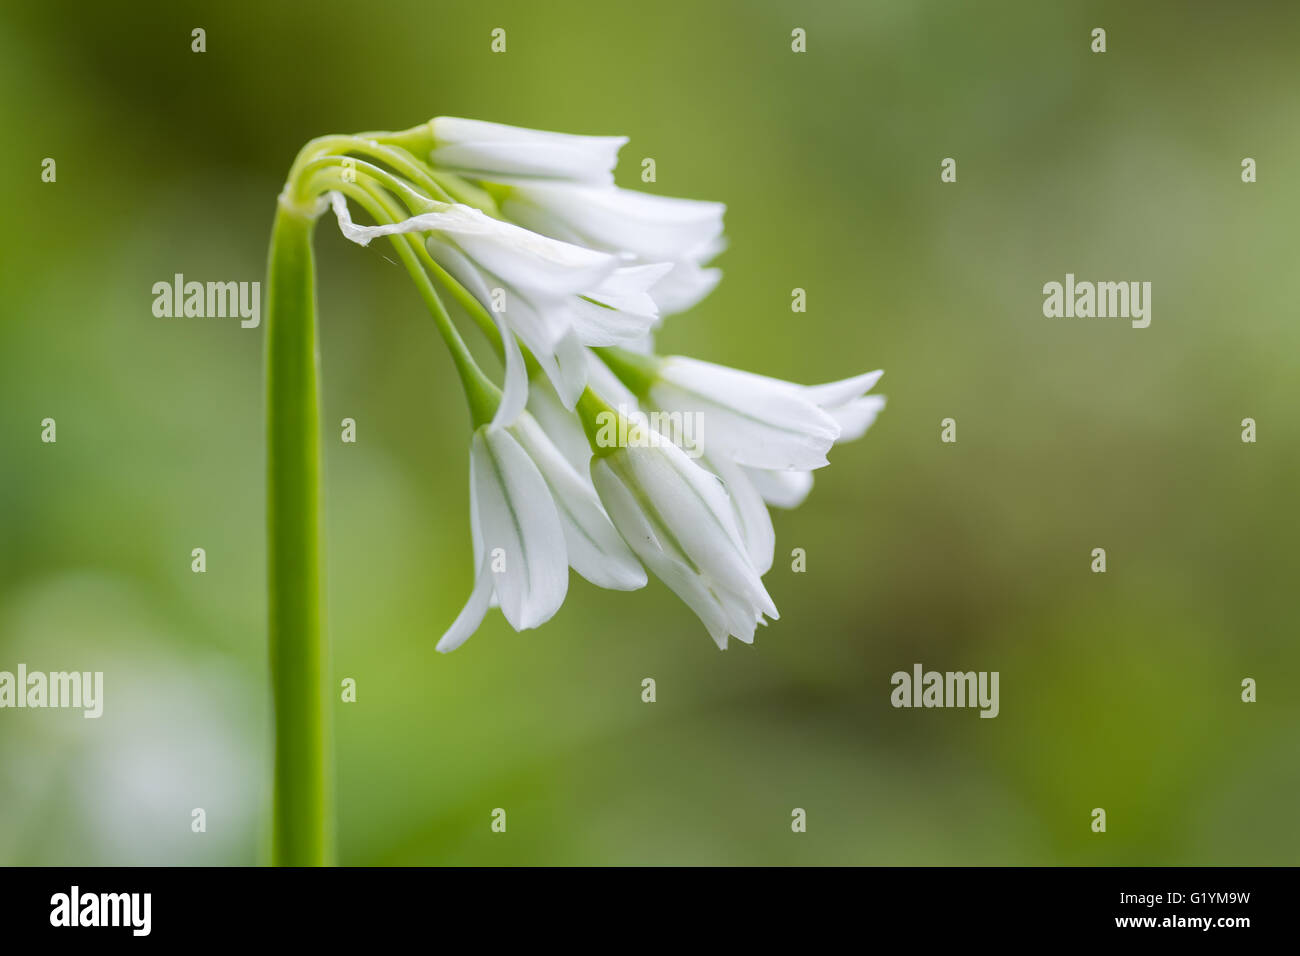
589,415,778,649
590,349,885,575
437,414,646,653
437,424,568,653
301,114,884,651
648,356,845,471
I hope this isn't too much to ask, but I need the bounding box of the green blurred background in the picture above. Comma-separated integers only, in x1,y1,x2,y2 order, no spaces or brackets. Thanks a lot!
2,0,1297,865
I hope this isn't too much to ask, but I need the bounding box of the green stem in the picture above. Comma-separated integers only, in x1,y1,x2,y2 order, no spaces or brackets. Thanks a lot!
593,345,662,399
288,134,452,204
265,198,333,866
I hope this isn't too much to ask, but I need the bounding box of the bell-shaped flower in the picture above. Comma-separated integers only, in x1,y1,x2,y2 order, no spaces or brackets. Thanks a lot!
500,181,723,262
648,357,844,472
437,424,569,652
437,412,647,653
430,117,627,185
590,418,778,649
581,352,774,574
740,370,886,509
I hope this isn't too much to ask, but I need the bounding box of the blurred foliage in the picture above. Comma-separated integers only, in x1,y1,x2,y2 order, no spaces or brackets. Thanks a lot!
1,0,1297,864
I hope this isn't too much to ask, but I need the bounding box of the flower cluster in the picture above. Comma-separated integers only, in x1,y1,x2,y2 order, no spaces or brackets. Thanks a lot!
298,117,884,651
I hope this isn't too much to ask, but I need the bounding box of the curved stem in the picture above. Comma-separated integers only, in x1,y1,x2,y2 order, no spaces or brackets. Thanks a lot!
298,156,437,214
288,135,452,204
265,199,333,866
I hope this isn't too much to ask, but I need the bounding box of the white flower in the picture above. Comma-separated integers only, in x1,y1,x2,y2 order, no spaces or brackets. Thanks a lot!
328,193,666,414
590,423,778,649
499,181,726,317
500,181,723,263
430,117,627,185
437,416,646,653
438,424,568,652
739,370,886,509
649,357,844,471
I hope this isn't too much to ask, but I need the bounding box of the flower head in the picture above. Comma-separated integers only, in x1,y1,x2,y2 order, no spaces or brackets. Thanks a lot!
303,116,884,651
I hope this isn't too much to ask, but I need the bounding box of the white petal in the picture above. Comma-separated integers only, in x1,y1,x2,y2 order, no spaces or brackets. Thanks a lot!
829,394,886,441
471,427,569,630
713,584,764,646
436,554,495,653
511,414,646,591
426,204,620,299
328,191,430,248
652,357,841,471
501,182,725,261
650,260,722,316
742,467,814,510
559,264,673,348
707,455,775,575
431,117,626,184
536,330,590,409
526,377,593,473
621,332,656,355
567,297,658,347
332,193,620,301
802,370,884,409
469,287,586,407
491,313,529,428
585,262,673,316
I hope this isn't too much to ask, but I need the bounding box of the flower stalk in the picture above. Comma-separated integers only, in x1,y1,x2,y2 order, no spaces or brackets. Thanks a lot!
265,198,333,866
